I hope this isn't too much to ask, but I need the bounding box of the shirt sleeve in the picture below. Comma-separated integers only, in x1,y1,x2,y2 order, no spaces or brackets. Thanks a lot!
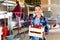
30,19,33,26
45,18,48,27
44,18,49,35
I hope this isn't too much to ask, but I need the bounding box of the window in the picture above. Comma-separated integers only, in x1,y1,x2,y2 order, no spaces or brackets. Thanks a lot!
25,0,41,5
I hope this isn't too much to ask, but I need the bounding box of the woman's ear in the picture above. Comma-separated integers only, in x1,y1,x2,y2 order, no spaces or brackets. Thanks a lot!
40,9,44,16
41,13,44,16
40,9,42,13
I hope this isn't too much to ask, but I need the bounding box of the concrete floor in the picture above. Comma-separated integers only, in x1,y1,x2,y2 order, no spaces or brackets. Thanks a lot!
46,32,60,40
13,32,60,40
5,27,60,40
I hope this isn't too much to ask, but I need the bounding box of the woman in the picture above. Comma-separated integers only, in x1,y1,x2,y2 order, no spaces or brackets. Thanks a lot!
29,5,48,40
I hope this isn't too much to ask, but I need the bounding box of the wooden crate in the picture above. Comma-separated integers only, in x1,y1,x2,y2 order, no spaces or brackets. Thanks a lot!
29,26,45,38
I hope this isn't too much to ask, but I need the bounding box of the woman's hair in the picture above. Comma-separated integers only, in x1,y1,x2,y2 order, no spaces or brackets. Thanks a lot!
34,5,41,8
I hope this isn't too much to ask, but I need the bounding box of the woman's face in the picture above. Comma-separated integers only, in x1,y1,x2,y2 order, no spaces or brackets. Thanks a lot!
35,7,42,15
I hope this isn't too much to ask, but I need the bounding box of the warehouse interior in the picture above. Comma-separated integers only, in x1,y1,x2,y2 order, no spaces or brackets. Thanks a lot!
0,0,60,40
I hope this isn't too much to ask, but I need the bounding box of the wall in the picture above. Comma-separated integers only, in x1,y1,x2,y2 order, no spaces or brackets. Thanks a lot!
41,0,48,11
51,0,60,17
0,5,7,11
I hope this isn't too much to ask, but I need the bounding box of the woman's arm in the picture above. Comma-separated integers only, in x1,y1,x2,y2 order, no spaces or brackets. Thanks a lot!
44,18,49,35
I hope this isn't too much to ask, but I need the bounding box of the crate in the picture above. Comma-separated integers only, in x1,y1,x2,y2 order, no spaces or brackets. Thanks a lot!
29,26,45,38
